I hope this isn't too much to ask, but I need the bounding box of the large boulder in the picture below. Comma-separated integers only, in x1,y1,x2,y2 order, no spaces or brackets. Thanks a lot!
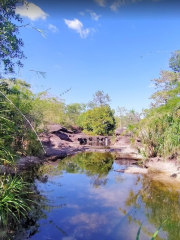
57,132,72,142
47,124,73,134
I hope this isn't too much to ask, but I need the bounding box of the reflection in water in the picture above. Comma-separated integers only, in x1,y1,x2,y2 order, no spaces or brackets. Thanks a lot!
119,176,180,240
17,152,180,240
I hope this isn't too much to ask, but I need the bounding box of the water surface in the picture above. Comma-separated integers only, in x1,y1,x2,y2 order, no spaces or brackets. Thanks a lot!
28,152,180,240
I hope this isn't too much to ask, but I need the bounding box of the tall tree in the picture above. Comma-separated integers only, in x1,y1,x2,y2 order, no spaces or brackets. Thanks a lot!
88,90,111,108
0,0,26,76
149,70,180,108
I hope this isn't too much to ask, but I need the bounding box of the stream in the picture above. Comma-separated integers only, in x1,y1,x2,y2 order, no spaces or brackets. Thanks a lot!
16,152,180,240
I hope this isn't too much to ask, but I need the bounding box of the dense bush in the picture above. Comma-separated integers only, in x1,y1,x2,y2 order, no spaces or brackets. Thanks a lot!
77,105,116,135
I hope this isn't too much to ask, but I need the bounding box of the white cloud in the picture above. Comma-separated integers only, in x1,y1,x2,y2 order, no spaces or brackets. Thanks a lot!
16,2,48,21
86,10,102,21
48,24,59,33
94,0,106,7
64,18,92,38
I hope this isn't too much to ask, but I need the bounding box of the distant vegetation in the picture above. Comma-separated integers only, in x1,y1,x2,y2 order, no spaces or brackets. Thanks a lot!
132,50,180,159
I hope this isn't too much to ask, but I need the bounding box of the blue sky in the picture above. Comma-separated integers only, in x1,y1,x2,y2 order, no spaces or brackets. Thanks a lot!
14,0,180,112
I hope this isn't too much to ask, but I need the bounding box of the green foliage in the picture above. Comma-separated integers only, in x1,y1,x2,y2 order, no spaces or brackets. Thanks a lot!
32,91,66,127
0,175,32,227
65,102,86,127
149,70,180,108
135,97,180,158
169,50,180,73
77,105,116,135
116,107,141,128
0,0,27,75
134,51,180,158
0,79,43,161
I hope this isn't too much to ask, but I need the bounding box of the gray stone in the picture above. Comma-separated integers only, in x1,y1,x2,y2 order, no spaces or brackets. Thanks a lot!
47,124,73,134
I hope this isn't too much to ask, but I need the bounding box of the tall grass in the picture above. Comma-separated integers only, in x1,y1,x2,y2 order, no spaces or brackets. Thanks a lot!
0,175,32,227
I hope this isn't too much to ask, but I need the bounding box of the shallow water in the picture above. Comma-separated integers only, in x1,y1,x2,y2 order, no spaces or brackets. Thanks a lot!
27,152,180,240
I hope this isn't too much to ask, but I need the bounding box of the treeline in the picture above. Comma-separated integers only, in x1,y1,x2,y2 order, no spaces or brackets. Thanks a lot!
0,80,119,162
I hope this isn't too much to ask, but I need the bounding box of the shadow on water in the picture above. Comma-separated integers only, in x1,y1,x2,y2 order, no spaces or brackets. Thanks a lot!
7,152,180,240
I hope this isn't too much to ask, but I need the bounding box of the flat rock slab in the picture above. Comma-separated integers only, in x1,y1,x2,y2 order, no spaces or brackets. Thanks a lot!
115,166,148,174
114,159,137,166
114,152,143,160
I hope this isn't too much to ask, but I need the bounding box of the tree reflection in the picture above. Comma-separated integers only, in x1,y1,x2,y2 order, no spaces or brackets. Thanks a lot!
120,175,180,240
57,152,114,187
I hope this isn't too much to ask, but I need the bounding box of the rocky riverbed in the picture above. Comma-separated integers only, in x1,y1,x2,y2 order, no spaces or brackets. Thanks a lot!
37,125,180,182
2,124,180,184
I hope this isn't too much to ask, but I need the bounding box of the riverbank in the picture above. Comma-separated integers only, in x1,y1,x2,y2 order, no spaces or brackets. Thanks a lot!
38,125,180,184
2,124,180,185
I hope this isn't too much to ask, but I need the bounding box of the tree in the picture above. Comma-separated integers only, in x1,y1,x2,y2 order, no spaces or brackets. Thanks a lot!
0,0,27,76
149,50,180,108
169,50,180,73
88,90,111,108
116,107,141,127
133,50,180,158
77,105,116,135
66,103,86,125
149,70,180,108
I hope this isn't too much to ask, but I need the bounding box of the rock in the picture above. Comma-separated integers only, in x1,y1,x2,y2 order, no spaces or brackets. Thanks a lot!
170,173,177,178
57,132,72,142
78,138,87,144
145,159,178,174
45,149,67,161
115,159,137,165
47,124,73,134
49,134,62,148
115,127,127,136
115,152,143,160
40,135,51,147
114,166,148,174
17,156,41,171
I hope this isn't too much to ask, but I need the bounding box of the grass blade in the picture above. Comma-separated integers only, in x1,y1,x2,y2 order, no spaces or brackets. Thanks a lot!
151,220,167,240
136,222,143,240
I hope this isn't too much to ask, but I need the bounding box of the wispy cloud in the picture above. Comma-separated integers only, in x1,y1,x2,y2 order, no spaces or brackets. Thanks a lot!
110,0,142,12
64,18,93,38
79,11,85,16
110,0,127,11
16,2,49,21
48,24,59,33
94,0,106,7
86,10,102,21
